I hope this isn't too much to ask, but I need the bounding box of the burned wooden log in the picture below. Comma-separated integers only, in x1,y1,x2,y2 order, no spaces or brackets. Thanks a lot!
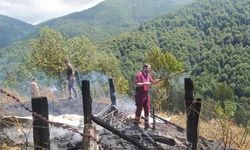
128,133,176,146
137,127,157,146
152,114,185,132
148,132,175,146
92,115,150,150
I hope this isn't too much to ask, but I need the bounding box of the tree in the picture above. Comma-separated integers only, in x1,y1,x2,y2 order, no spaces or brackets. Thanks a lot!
66,36,129,94
30,27,66,77
95,52,129,95
146,45,184,74
66,36,97,73
213,83,234,113
146,46,185,112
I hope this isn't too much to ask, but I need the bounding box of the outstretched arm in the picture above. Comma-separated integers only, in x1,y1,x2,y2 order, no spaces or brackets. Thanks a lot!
149,75,160,85
135,81,151,87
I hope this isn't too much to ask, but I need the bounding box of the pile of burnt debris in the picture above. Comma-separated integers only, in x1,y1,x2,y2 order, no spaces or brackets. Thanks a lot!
66,104,222,150
1,100,231,150
1,78,231,150
1,99,225,150
0,78,233,150
90,105,183,150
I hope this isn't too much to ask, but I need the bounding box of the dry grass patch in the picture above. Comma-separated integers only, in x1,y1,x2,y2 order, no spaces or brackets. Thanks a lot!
0,88,29,104
160,113,250,150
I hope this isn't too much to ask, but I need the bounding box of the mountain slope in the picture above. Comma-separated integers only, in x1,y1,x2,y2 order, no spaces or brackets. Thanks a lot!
0,0,192,47
41,0,192,41
98,0,250,124
0,15,35,48
139,0,250,97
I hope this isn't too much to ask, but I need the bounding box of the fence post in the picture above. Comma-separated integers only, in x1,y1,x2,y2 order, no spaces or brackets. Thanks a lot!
184,78,202,150
152,108,156,130
32,97,50,150
108,78,117,106
108,78,118,114
82,80,97,150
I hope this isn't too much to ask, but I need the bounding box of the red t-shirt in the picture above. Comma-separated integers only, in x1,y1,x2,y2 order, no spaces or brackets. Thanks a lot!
135,71,153,93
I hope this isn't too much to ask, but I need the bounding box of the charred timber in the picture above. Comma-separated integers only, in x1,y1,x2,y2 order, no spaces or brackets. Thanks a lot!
32,97,50,150
185,78,202,150
128,133,175,146
152,114,185,132
137,127,175,147
91,115,150,150
82,80,98,150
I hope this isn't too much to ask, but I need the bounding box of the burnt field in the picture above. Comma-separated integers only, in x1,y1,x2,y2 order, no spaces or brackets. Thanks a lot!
0,97,224,150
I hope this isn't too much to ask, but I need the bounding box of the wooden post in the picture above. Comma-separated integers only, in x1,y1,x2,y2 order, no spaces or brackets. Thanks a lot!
32,97,50,150
152,108,156,130
108,78,118,115
184,78,202,150
82,80,97,150
108,78,117,106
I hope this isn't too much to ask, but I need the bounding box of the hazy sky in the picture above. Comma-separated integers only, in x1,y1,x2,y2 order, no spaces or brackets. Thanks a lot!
0,0,105,25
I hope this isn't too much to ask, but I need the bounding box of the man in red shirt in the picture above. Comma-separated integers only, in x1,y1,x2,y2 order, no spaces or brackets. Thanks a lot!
134,63,158,128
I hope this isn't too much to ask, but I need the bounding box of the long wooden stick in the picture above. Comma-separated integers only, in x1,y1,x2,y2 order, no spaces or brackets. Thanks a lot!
158,69,188,81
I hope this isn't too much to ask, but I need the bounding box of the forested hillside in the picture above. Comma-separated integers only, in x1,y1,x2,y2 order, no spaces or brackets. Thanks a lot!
142,0,250,97
140,0,250,96
99,0,250,124
0,40,32,91
0,0,192,92
0,0,191,90
41,0,192,41
0,0,192,48
1,0,249,125
0,15,35,48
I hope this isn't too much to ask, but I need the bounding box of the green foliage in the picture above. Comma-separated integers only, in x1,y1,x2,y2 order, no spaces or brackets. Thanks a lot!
95,52,119,75
131,0,250,123
146,46,184,73
30,27,67,77
95,52,130,94
215,100,237,118
0,40,33,89
1,0,250,126
98,31,159,83
113,74,129,95
139,0,250,100
235,97,250,125
66,36,97,73
28,27,129,94
40,0,191,42
213,83,234,109
93,0,250,124
146,46,185,112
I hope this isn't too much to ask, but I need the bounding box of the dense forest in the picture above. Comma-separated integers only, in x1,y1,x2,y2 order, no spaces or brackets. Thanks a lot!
42,0,191,42
98,0,250,125
0,0,190,47
0,0,249,126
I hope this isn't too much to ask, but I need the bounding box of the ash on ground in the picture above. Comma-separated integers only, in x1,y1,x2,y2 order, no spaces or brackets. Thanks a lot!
1,98,226,150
